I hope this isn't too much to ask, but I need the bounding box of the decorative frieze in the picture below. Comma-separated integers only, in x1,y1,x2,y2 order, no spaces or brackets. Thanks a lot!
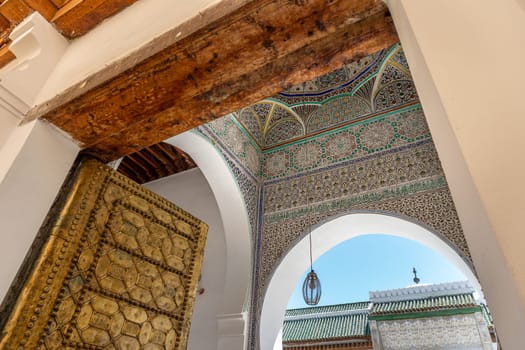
376,314,490,350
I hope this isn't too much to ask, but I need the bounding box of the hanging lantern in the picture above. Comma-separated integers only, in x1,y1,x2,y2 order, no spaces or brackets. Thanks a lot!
301,144,322,306
302,269,321,305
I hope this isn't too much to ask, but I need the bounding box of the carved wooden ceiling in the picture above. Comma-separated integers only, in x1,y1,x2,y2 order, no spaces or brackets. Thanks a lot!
0,0,139,68
116,142,197,184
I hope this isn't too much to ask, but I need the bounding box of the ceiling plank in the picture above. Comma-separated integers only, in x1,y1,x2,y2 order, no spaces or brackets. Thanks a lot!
147,145,174,170
49,0,71,7
116,142,197,184
0,0,32,23
117,160,148,184
0,43,15,69
51,0,140,38
0,13,11,34
22,0,58,21
28,0,398,161
157,143,197,173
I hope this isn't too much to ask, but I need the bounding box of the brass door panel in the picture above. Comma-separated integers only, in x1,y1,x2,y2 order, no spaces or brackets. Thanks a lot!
0,158,208,349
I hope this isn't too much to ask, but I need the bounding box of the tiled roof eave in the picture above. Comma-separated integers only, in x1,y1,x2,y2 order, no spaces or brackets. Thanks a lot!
369,281,474,303
368,306,481,321
285,309,369,321
283,335,373,347
285,302,370,317
370,303,478,316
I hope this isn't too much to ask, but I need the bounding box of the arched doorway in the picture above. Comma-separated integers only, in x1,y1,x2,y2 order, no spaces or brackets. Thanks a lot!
260,212,481,350
166,131,252,350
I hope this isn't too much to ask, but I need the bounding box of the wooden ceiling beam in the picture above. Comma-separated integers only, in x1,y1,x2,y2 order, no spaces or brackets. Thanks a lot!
0,43,15,69
126,153,154,180
27,0,398,161
116,142,197,183
0,0,58,22
0,0,32,23
0,0,139,44
159,143,197,173
144,146,174,178
22,0,57,21
0,13,11,33
117,160,148,184
0,0,59,69
49,0,71,8
51,0,140,38
155,144,186,175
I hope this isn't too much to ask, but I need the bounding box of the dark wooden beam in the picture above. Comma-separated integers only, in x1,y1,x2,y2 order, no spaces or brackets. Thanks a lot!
0,0,59,69
0,43,15,69
28,0,398,161
0,0,33,23
51,0,140,38
0,0,58,22
0,13,12,34
22,0,57,21
49,0,70,7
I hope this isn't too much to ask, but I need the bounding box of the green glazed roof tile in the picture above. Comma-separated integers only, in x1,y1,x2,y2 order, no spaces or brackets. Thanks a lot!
285,302,369,317
370,293,477,315
283,312,370,341
480,304,494,326
283,293,483,342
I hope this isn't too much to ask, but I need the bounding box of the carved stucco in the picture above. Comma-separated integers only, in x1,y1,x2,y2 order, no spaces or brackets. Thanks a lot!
375,313,493,350
198,43,472,349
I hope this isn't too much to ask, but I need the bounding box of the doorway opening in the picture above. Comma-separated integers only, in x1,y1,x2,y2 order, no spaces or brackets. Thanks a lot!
260,212,484,350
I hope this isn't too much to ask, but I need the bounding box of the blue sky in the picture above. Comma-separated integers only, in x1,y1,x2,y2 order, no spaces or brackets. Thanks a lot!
287,234,467,309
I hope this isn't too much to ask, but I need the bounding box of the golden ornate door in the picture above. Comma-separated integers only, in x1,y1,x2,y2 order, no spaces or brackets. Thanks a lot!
0,158,208,349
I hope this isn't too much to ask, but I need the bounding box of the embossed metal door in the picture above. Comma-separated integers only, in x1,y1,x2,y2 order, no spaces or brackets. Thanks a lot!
0,158,208,349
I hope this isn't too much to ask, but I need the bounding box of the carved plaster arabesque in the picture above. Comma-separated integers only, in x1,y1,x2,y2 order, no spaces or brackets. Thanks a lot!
199,44,473,350
376,314,492,350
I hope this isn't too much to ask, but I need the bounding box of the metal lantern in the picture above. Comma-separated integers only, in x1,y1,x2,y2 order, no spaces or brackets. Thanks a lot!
301,144,322,306
302,269,321,305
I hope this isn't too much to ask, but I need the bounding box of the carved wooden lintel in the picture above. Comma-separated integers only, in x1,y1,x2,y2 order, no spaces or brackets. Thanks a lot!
25,0,398,161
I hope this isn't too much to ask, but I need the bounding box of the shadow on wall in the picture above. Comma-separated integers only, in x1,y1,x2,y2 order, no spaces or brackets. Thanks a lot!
166,131,252,350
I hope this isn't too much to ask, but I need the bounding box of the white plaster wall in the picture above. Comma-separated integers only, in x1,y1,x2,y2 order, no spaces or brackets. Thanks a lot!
0,114,19,149
3,13,68,106
167,132,251,350
0,120,78,302
144,168,226,350
167,132,251,317
36,0,222,104
0,13,67,147
386,1,525,348
516,0,525,11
